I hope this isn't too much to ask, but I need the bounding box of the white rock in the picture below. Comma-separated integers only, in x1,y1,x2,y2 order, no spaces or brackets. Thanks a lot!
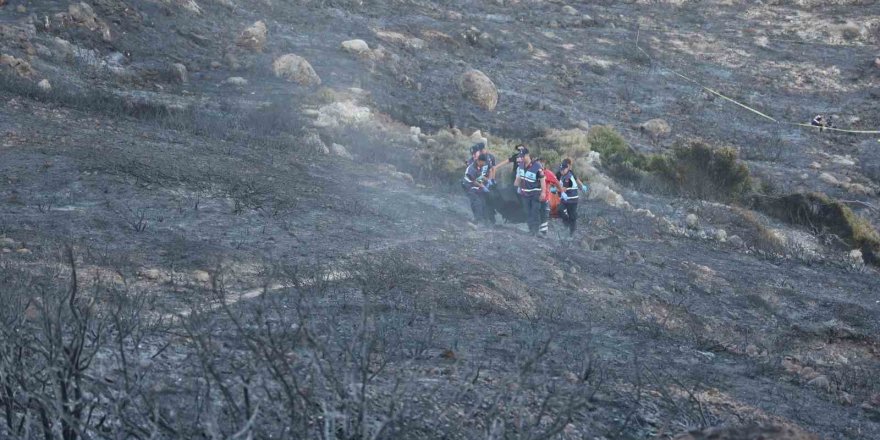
313,101,372,128
170,63,187,83
330,143,354,159
273,54,321,86
341,39,371,56
819,172,840,186
375,30,425,50
849,249,863,263
809,161,822,170
846,183,871,195
139,269,161,280
176,0,203,14
685,213,699,229
714,229,727,242
193,270,211,283
237,21,268,52
37,79,52,92
640,118,671,140
562,5,578,15
831,155,856,166
222,76,248,86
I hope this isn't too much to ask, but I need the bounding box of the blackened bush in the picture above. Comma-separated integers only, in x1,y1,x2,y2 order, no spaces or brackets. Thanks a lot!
753,192,880,265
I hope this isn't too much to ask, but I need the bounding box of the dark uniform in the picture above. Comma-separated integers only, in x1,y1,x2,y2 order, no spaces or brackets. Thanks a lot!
467,150,498,224
557,167,580,235
517,160,544,235
463,159,489,224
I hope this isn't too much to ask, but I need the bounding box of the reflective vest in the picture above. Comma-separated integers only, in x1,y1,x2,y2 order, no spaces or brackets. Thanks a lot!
466,153,497,179
560,170,579,203
517,161,543,198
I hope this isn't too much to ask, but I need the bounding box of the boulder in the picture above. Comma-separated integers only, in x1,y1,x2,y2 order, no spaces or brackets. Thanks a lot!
51,37,75,61
0,54,34,77
16,4,26,13
236,20,267,52
139,268,161,281
640,118,671,140
330,143,353,159
313,101,372,128
375,30,425,50
175,0,203,14
301,131,329,155
728,235,744,248
875,57,880,70
341,39,371,56
0,237,15,248
458,69,498,111
222,76,248,86
562,5,578,15
37,79,52,92
848,249,863,264
819,172,839,186
66,2,111,40
170,63,187,83
807,375,830,391
714,229,727,242
68,2,100,29
273,54,321,86
224,52,241,70
685,213,699,229
193,270,211,283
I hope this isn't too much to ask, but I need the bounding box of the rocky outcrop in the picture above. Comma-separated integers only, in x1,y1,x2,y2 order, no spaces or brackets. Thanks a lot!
458,69,498,111
236,20,267,52
0,54,35,78
272,54,320,86
341,39,371,57
640,118,671,141
170,63,187,83
675,424,818,440
62,2,113,41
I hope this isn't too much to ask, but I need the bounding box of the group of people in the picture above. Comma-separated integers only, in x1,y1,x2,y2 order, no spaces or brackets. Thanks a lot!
463,142,585,237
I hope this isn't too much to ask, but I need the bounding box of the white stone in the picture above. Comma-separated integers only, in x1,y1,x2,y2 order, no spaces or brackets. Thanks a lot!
222,76,248,86
819,172,840,186
341,39,371,56
37,79,52,92
273,54,321,86
330,143,354,159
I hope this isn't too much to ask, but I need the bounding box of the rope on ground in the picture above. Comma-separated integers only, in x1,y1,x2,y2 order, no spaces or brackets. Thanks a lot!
634,32,880,136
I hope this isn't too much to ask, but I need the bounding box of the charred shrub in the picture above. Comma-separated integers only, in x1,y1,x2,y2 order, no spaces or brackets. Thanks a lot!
752,192,880,265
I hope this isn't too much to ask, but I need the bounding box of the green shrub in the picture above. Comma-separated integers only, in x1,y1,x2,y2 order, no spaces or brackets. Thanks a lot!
669,140,752,202
588,126,631,163
542,128,591,159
